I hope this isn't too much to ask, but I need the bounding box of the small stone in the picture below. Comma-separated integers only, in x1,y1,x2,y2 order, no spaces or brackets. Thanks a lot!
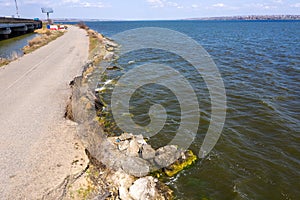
135,135,147,146
128,60,135,64
103,52,114,60
126,139,140,157
104,39,118,47
95,87,106,93
118,140,130,151
98,34,104,40
107,47,114,51
107,65,121,70
85,102,93,110
107,137,119,145
181,151,186,160
119,133,134,141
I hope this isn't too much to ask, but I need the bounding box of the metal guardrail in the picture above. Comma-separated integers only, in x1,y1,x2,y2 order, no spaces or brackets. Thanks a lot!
0,23,27,28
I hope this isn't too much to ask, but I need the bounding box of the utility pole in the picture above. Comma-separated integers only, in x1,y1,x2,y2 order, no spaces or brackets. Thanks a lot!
14,0,20,18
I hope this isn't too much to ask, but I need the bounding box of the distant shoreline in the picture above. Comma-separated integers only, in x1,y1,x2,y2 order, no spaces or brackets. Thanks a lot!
185,15,300,21
52,15,300,22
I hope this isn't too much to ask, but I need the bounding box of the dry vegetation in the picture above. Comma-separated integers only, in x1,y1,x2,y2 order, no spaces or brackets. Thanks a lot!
0,58,11,67
87,31,104,63
0,51,21,67
22,28,65,54
77,21,89,30
88,29,102,53
1,24,66,67
76,22,104,56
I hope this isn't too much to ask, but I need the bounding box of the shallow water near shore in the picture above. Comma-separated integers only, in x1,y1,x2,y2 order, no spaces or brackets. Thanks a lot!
91,21,299,199
0,33,36,59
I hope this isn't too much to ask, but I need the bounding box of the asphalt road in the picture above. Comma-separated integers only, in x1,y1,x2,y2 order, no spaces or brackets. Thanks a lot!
0,26,89,199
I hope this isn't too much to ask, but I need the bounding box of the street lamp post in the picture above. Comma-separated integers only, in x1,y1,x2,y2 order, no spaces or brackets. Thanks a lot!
14,0,20,18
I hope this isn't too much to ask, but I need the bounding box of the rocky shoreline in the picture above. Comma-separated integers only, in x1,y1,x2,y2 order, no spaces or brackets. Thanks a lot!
64,27,197,199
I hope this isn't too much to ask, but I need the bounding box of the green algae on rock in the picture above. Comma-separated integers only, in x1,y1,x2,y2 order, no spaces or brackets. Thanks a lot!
164,150,197,177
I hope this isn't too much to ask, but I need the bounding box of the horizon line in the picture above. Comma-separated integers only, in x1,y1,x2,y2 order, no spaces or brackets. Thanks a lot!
49,14,300,22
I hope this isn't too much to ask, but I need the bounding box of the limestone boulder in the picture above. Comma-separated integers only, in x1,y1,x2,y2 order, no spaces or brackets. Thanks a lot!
121,156,150,177
154,145,181,168
129,176,158,200
141,144,155,160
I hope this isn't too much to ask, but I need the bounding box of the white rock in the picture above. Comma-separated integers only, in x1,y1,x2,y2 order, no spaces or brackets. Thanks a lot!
136,134,147,146
119,133,134,141
104,39,118,47
111,169,135,200
118,140,130,151
104,79,113,85
129,176,157,200
128,60,135,64
104,52,114,60
126,139,140,157
95,86,106,93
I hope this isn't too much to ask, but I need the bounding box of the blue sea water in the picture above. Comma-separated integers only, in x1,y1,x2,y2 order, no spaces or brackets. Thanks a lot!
91,21,299,199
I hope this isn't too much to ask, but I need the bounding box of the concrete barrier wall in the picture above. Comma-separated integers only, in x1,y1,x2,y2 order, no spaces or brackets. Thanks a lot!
0,17,42,40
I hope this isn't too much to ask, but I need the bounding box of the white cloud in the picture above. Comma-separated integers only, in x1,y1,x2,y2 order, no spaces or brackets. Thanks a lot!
290,3,300,8
146,0,183,9
166,1,177,7
273,0,283,3
248,3,277,9
0,1,13,7
212,3,225,8
59,0,109,8
22,0,51,5
207,3,238,10
62,0,80,3
5,0,109,9
191,4,200,9
78,1,106,8
167,1,184,8
147,0,164,8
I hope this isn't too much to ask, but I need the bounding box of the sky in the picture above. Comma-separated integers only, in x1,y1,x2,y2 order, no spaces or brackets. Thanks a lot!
0,0,299,20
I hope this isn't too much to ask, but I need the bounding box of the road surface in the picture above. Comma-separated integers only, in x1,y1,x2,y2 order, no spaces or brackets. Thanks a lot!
0,26,89,199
